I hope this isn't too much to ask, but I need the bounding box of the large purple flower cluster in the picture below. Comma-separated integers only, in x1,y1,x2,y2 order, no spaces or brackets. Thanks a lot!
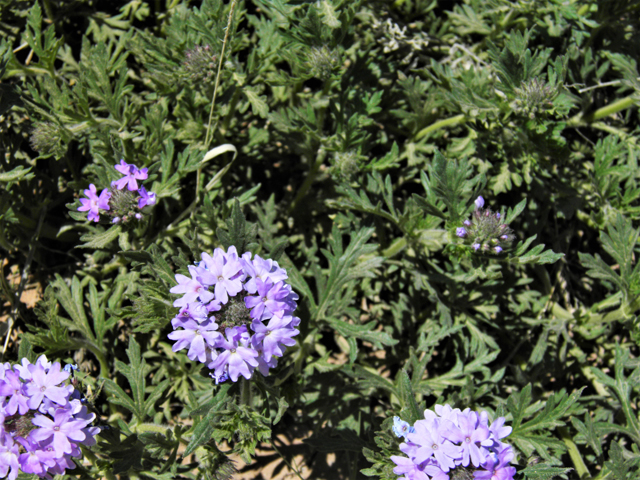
168,246,300,383
391,404,516,480
77,160,156,224
0,356,100,479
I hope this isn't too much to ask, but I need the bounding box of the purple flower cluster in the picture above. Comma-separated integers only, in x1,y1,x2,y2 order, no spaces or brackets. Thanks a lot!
456,196,515,254
77,160,156,224
168,246,300,383
0,356,100,479
391,405,515,480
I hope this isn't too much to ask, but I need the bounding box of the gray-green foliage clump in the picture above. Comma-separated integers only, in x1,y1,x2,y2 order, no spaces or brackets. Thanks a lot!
1,0,640,479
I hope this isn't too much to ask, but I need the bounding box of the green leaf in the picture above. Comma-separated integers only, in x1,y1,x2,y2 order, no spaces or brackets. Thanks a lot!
315,225,384,320
327,317,398,348
185,383,233,456
511,235,564,265
604,440,640,479
77,225,122,249
589,345,640,444
571,414,602,457
244,87,269,118
601,213,638,280
273,396,288,425
217,199,258,253
425,150,485,225
397,369,421,424
0,166,34,183
17,335,35,363
508,385,584,459
369,142,401,171
520,464,573,480
504,198,527,224
103,337,164,422
347,364,396,396
318,0,341,28
51,275,95,343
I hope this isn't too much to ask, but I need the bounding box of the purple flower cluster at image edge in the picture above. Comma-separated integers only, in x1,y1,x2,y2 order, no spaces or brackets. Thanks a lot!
0,356,100,479
168,246,300,383
391,404,516,480
77,160,156,223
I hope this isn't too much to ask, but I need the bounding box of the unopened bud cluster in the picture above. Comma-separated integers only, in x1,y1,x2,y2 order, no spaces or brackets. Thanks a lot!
29,122,69,158
306,45,340,81
331,150,360,180
76,160,156,225
182,45,218,83
456,197,515,254
512,78,557,119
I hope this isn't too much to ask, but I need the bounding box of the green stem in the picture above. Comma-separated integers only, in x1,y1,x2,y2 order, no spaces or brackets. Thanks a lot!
204,0,238,149
285,76,334,214
132,422,172,434
42,0,55,22
221,86,243,133
415,114,466,140
271,442,306,480
316,78,333,131
82,447,118,480
382,237,407,258
588,122,634,141
76,338,110,380
584,295,640,325
580,365,609,397
288,147,327,213
240,377,252,406
566,95,637,127
559,427,590,478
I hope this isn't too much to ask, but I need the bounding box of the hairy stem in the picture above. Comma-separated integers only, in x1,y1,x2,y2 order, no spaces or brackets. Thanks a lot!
288,147,327,214
204,0,238,149
415,114,466,140
566,95,637,127
240,377,253,406
558,427,590,478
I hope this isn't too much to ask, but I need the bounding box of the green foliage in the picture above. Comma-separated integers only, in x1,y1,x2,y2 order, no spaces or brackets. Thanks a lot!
103,336,171,422
2,0,640,478
507,384,584,460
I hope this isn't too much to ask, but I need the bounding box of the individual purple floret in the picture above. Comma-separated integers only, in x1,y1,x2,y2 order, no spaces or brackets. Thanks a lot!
137,186,157,208
0,355,100,479
245,279,292,321
168,247,300,383
113,160,148,191
391,404,516,480
474,446,517,480
24,361,71,409
475,196,485,209
77,184,111,222
456,227,467,238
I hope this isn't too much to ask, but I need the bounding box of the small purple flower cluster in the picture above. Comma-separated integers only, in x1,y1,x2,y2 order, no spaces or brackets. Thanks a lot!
77,160,156,224
391,405,515,480
456,197,515,254
0,356,100,479
168,246,300,383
